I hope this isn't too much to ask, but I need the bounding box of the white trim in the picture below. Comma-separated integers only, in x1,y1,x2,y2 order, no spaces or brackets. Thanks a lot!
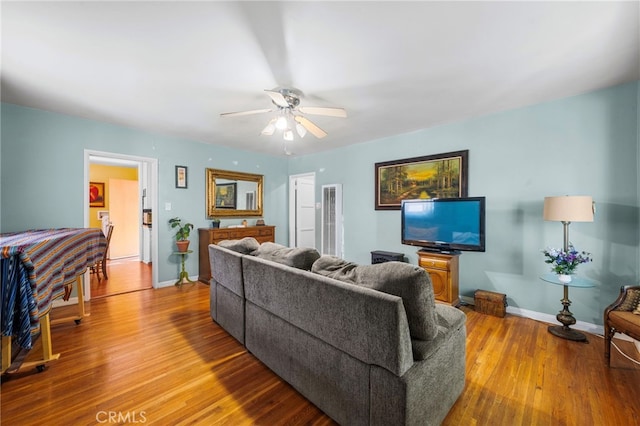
84,150,159,293
156,276,199,289
52,296,80,308
460,294,614,337
321,184,343,257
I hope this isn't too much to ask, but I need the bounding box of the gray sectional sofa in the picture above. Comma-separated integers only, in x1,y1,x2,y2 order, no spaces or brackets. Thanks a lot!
209,240,466,425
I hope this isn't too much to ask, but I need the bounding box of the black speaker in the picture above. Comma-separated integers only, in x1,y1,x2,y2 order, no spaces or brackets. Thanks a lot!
371,250,405,264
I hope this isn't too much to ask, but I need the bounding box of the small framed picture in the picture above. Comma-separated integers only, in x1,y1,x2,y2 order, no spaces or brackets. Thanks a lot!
175,165,188,189
89,182,105,207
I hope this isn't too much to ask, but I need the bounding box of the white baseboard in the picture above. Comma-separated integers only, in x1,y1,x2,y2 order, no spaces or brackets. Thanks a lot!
157,275,199,288
52,297,79,308
460,295,637,344
51,276,199,306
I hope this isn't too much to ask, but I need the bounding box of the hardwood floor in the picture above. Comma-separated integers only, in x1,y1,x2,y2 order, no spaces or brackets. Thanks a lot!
90,257,152,299
2,284,639,425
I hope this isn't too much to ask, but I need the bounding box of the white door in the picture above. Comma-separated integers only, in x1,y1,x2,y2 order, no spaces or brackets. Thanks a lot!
289,174,316,248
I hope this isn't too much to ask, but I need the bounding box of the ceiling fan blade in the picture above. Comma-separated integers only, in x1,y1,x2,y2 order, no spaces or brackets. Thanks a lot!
264,90,289,107
220,108,272,118
294,116,327,139
261,118,277,136
298,106,347,118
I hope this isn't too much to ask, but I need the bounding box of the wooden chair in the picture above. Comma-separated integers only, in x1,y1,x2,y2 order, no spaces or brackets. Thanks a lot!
91,224,114,282
604,285,640,366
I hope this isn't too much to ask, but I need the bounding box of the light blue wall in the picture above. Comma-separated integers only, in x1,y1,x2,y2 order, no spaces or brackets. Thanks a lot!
0,104,289,283
289,81,640,325
2,82,638,324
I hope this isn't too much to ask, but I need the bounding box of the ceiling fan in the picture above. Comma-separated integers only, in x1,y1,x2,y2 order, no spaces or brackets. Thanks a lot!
220,88,347,141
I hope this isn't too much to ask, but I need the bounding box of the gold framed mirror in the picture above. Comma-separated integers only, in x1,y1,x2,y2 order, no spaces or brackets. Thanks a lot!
206,168,263,217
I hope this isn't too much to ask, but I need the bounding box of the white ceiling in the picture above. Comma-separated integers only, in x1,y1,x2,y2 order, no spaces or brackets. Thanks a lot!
2,1,639,157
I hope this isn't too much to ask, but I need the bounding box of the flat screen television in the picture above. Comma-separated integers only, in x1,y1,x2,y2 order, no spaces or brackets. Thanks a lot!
401,197,486,253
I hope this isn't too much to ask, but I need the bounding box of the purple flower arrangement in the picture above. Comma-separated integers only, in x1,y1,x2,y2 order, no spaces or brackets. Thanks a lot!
542,244,592,275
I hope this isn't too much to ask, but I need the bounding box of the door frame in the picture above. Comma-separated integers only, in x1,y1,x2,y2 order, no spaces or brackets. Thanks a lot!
84,150,159,298
288,172,316,248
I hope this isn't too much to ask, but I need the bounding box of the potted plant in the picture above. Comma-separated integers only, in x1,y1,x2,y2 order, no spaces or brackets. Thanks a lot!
169,217,194,252
211,218,221,229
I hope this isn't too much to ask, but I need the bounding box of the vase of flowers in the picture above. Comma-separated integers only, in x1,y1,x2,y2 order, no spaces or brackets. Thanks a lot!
542,244,592,282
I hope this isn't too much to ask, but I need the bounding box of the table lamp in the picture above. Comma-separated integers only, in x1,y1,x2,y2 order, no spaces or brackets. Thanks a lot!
542,195,594,341
543,195,594,251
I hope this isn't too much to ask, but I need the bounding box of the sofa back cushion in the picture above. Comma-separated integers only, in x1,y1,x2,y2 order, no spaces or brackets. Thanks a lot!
243,255,414,376
251,242,320,271
218,237,260,254
312,256,438,341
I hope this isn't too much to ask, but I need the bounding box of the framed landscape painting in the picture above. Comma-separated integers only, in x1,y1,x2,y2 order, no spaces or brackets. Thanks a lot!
375,150,468,210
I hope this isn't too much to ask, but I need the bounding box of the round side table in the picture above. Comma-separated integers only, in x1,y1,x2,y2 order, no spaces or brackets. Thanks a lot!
173,250,195,286
540,273,595,342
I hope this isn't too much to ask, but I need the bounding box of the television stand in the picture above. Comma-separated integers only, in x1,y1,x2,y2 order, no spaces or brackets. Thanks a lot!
418,247,461,255
417,250,460,306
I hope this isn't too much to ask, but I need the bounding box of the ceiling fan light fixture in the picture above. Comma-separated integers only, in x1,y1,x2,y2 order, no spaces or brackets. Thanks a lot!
275,115,288,130
295,122,307,138
221,87,346,143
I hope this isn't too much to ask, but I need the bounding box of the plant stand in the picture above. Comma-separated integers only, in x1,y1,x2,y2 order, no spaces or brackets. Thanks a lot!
173,250,195,286
539,273,595,342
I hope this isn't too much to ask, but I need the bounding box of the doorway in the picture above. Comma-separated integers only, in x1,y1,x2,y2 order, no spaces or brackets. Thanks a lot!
84,150,158,299
289,173,316,248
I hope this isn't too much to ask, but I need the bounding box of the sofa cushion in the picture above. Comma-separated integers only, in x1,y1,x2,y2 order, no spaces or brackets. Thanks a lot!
218,237,260,254
251,242,320,271
609,311,640,335
312,256,438,341
619,288,640,311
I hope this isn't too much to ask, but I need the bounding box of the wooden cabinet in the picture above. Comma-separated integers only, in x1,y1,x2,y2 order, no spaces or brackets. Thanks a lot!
198,226,275,283
417,251,460,306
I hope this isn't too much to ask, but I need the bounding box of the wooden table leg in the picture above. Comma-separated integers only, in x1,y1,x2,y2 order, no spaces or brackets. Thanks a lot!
40,314,54,360
76,275,85,318
2,335,11,373
51,276,89,325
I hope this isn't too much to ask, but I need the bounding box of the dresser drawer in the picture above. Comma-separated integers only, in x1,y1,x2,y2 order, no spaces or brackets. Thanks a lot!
210,230,231,242
419,257,449,270
257,228,274,237
198,226,276,284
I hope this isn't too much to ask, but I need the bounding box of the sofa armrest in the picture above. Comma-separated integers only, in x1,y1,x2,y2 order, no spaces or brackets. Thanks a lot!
209,244,245,297
411,305,466,361
435,304,467,330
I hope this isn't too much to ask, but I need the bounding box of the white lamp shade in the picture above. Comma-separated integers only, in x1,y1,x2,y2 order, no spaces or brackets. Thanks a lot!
543,195,594,222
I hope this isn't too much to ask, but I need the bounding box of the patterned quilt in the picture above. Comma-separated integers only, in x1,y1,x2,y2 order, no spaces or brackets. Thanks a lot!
0,228,106,349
